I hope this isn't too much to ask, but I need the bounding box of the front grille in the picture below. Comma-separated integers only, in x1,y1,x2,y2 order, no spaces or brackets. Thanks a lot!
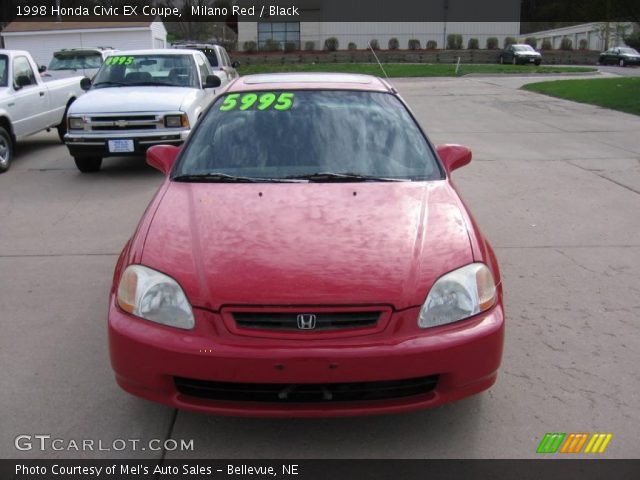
87,115,160,131
175,376,439,403
233,312,380,331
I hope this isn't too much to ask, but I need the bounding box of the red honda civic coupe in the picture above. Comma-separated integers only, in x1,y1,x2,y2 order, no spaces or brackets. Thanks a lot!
108,73,504,417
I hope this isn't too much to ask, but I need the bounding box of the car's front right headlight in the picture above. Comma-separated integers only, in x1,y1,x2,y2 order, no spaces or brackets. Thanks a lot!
116,265,194,330
418,263,497,329
68,116,85,130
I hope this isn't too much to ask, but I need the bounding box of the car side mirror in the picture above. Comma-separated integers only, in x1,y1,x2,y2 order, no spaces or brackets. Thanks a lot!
436,144,472,174
38,65,47,73
80,77,92,91
203,74,221,89
147,145,180,175
231,61,240,68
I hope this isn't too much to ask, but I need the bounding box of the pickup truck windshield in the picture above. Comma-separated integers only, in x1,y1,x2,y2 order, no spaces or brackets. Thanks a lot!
174,90,441,181
0,55,7,87
93,54,199,88
49,51,103,71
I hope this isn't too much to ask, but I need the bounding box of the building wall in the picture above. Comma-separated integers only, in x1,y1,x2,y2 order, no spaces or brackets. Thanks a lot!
239,21,520,50
526,22,634,51
2,28,165,66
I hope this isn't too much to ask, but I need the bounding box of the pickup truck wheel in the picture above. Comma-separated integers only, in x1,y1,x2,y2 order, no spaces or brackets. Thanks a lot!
57,100,74,142
0,127,13,173
74,156,102,173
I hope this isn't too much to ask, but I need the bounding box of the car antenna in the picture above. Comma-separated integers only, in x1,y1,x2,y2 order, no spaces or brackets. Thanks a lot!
368,41,389,79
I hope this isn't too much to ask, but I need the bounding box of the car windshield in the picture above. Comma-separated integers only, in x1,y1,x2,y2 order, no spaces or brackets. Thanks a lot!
620,48,639,55
174,90,441,181
513,45,534,51
48,51,103,71
92,54,198,88
0,55,7,87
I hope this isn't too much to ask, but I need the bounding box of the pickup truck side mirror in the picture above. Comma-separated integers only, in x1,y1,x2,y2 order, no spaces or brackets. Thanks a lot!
436,144,472,174
231,61,240,68
147,145,180,175
203,74,221,89
38,65,47,73
80,77,92,91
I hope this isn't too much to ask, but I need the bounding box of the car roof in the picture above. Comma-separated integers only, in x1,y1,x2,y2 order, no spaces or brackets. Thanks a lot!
227,72,395,93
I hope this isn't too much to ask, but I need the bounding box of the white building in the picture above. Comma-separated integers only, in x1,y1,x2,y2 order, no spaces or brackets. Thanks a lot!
524,22,635,51
238,21,521,51
1,21,167,66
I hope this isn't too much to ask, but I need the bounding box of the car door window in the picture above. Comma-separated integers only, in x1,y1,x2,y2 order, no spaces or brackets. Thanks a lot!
194,55,210,85
13,56,37,88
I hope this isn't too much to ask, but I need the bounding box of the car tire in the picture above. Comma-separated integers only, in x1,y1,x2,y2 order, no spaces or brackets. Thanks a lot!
74,156,102,173
535,59,541,66
619,58,625,67
0,127,13,173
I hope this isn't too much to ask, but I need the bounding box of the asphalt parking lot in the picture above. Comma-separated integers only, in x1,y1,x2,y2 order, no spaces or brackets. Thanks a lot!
1,73,639,460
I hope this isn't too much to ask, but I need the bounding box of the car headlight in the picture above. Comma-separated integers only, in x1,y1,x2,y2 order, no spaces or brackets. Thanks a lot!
116,265,194,329
164,113,189,128
418,263,497,329
68,116,85,130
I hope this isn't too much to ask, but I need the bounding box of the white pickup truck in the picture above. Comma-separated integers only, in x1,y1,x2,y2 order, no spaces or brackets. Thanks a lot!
0,49,85,173
64,49,223,173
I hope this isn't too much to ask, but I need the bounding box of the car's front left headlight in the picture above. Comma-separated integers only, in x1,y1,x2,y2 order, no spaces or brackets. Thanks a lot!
164,113,189,128
116,265,195,329
418,263,497,329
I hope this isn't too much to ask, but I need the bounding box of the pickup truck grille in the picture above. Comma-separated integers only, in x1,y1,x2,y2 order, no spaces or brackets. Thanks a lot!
86,115,161,131
233,311,381,332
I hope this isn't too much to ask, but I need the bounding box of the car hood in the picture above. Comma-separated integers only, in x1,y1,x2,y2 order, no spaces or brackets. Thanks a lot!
141,181,473,310
68,86,196,114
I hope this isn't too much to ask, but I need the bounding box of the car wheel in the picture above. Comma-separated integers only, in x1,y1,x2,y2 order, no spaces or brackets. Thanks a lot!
619,58,625,67
74,156,102,173
535,59,541,66
0,127,13,173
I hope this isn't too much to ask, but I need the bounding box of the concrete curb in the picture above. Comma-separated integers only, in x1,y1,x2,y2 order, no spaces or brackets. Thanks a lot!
462,71,600,78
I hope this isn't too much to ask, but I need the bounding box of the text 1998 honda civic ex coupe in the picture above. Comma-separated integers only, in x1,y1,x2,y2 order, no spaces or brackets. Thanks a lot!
108,73,504,417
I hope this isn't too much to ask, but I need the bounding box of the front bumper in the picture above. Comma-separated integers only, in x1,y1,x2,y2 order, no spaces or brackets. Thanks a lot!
108,299,505,417
515,55,541,64
65,129,189,158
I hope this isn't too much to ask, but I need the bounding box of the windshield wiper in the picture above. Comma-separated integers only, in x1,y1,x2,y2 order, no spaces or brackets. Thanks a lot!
284,172,410,182
92,81,127,88
172,173,303,183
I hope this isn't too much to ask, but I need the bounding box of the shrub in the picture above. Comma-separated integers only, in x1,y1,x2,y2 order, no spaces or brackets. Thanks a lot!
369,39,380,50
559,37,573,50
447,33,463,50
243,41,257,53
304,41,315,51
347,42,357,50
578,39,588,50
284,42,297,53
541,39,552,50
263,39,281,52
408,39,421,50
486,37,499,50
426,40,438,50
504,36,516,48
524,37,537,49
467,38,479,49
324,37,339,51
624,31,640,50
388,38,399,50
